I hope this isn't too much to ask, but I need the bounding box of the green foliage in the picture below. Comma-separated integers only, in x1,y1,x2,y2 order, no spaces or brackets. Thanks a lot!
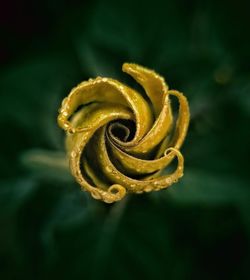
0,0,249,279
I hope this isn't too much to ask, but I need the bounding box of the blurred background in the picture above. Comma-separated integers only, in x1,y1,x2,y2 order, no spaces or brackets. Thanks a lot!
0,0,250,279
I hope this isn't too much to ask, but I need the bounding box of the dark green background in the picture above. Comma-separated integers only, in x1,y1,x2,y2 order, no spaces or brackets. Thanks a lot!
1,0,250,279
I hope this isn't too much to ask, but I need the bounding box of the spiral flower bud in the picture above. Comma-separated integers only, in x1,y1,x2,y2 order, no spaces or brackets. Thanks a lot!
57,63,190,203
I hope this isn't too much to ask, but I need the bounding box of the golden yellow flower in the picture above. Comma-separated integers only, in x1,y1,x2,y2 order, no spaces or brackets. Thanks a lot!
57,63,190,203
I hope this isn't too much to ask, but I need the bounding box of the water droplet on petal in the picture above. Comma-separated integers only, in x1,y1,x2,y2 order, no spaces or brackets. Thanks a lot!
145,186,152,192
71,151,77,158
106,166,112,173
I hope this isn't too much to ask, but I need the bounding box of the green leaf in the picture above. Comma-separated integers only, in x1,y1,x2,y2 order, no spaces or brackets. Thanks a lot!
167,169,249,205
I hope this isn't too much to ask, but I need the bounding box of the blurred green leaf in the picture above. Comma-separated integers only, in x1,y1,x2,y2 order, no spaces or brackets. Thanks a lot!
0,54,80,148
167,169,249,205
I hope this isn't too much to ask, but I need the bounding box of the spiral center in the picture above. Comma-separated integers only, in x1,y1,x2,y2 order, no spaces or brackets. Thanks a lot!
108,119,136,142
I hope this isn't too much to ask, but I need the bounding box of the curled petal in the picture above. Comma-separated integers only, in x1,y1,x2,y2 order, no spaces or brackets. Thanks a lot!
58,77,153,144
57,63,190,203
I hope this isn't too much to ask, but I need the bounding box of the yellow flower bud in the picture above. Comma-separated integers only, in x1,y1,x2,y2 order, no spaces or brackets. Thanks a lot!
58,63,190,203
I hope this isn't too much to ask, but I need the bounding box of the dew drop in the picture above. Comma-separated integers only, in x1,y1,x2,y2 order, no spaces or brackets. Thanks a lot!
145,186,152,192
91,191,101,200
71,151,77,158
106,166,112,173
75,170,82,177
